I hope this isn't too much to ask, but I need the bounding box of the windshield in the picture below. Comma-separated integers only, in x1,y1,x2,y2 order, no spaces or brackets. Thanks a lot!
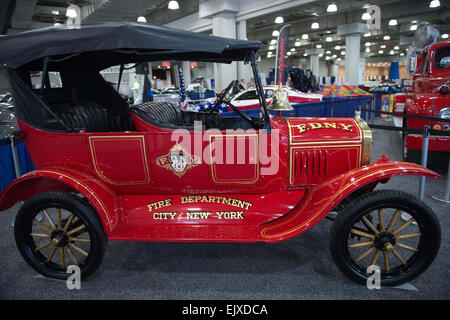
434,46,450,70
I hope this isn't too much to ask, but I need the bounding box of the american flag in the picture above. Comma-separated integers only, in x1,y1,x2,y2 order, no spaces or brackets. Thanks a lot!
177,65,188,109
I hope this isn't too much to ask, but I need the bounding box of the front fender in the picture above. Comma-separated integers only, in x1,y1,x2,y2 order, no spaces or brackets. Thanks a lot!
258,156,440,243
0,167,120,235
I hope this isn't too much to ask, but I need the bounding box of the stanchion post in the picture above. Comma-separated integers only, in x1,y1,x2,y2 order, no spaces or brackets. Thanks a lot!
432,157,450,204
419,126,430,201
9,136,21,179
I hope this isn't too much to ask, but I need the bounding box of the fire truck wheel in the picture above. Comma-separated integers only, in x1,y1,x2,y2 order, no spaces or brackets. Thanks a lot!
329,190,440,286
14,191,107,280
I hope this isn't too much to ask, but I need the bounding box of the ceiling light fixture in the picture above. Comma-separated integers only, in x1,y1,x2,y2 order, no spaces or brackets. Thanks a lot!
410,24,418,31
394,45,400,50
380,44,386,48
275,16,284,24
365,47,370,53
316,44,322,48
270,39,277,44
302,34,309,40
429,0,441,8
383,35,390,40
388,19,398,26
137,16,147,22
272,30,279,37
326,36,333,42
66,7,77,18
295,41,301,46
441,33,449,39
327,3,338,12
311,22,320,29
364,32,371,37
362,12,371,20
168,1,179,10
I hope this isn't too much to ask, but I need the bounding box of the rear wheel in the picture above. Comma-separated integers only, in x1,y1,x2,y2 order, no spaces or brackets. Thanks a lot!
330,190,440,286
14,191,107,280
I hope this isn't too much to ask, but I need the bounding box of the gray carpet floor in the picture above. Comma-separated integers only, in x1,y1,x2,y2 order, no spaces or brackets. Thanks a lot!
0,117,449,299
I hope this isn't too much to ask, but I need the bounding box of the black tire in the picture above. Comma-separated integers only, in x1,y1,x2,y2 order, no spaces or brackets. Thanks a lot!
14,191,107,280
329,190,440,286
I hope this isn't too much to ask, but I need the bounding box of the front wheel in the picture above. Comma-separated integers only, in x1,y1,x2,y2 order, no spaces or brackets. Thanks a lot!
329,190,440,286
14,191,107,280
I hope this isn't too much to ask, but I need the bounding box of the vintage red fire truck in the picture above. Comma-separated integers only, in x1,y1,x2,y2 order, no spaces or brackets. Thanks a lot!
394,25,450,161
0,23,441,286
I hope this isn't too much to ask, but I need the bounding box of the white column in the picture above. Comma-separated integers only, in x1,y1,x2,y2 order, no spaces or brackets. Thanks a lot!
305,48,324,77
236,20,252,85
345,33,361,85
182,61,192,86
337,23,369,86
212,12,237,91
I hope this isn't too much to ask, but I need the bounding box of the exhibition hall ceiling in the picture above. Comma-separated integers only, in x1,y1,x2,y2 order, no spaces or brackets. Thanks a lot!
1,0,449,59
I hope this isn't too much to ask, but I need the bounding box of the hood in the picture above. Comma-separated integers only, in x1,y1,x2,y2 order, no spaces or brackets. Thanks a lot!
285,117,372,187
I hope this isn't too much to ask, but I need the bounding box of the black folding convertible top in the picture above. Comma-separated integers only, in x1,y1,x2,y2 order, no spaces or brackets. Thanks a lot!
0,22,262,70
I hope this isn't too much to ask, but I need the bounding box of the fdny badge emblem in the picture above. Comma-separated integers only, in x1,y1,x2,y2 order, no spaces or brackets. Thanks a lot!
156,143,200,177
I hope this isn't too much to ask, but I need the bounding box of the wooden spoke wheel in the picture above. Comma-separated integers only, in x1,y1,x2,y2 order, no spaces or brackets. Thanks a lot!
14,191,107,280
330,190,441,286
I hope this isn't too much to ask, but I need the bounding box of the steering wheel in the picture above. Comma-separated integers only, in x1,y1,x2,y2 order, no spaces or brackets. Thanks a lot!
209,80,256,128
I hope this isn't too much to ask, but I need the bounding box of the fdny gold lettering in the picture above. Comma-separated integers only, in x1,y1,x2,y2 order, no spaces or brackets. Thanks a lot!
295,122,354,133
309,122,323,129
296,124,308,133
339,123,354,132
148,198,172,212
324,122,338,129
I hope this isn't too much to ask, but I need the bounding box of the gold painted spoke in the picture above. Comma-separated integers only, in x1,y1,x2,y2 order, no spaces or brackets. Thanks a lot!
355,246,376,262
34,241,52,252
392,218,415,235
397,242,419,252
378,209,385,232
350,228,375,240
33,219,52,233
387,209,401,232
348,240,373,248
56,208,62,229
397,232,422,240
383,250,390,272
62,213,75,232
30,233,50,239
69,237,90,243
65,247,78,265
42,209,56,230
46,245,58,262
370,249,381,266
391,248,407,265
67,224,86,236
69,243,88,257
361,216,379,234
59,247,65,268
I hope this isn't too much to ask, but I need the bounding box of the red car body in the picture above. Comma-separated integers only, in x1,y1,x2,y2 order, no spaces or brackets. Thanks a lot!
394,41,450,153
0,116,438,243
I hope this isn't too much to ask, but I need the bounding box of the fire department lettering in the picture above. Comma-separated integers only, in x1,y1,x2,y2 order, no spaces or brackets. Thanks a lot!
181,195,253,210
296,122,354,133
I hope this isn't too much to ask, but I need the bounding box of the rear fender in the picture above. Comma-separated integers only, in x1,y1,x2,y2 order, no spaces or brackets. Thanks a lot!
258,156,440,243
0,167,120,235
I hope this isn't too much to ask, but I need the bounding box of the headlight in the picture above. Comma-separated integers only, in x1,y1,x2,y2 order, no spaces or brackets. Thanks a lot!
438,107,450,120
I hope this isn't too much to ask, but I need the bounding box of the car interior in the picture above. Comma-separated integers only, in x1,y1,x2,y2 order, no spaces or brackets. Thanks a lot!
23,67,257,132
